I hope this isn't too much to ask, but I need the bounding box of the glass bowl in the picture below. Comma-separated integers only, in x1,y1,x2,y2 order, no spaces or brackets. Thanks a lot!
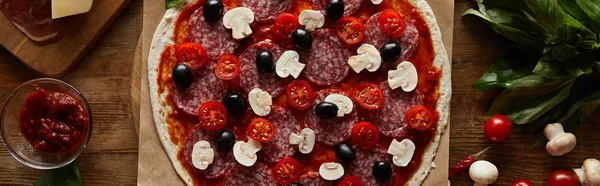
1,78,92,169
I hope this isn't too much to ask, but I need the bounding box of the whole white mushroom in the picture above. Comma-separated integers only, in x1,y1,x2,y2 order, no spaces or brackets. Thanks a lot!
543,123,577,156
573,158,600,186
469,160,498,186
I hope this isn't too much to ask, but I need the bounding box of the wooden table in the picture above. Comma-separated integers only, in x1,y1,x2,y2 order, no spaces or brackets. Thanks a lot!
450,0,600,185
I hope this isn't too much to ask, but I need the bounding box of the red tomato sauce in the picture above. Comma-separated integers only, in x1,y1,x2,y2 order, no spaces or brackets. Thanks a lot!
19,88,89,155
157,0,443,185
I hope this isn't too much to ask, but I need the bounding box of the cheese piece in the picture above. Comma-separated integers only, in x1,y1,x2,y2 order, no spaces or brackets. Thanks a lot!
371,0,383,4
223,7,254,40
52,0,93,19
388,61,418,92
191,141,215,170
276,51,305,79
289,128,316,154
324,94,353,117
319,162,344,181
248,88,272,116
387,139,415,167
348,44,382,73
299,10,325,32
233,138,262,167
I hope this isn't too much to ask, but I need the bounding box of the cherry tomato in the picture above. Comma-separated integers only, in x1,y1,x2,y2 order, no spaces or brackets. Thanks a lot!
351,122,380,149
273,13,302,44
247,118,276,142
175,42,208,69
286,80,315,110
198,101,228,130
338,176,363,186
405,105,434,131
334,16,365,45
351,82,384,110
378,9,406,36
483,114,512,142
215,53,240,80
512,178,534,186
272,157,302,185
548,169,581,186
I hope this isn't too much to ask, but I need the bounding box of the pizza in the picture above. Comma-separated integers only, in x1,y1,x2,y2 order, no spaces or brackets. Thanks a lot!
148,0,450,185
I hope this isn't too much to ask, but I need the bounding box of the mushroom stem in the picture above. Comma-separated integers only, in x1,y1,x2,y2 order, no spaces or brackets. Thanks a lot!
544,123,565,140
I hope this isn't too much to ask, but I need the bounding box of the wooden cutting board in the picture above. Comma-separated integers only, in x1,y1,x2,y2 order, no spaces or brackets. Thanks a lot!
0,0,130,77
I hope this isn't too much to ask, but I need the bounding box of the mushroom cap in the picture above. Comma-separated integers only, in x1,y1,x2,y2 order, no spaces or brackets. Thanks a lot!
469,160,499,184
583,158,600,186
546,133,577,156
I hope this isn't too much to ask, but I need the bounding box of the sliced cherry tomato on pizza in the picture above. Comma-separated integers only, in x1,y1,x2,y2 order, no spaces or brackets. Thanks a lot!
247,118,276,142
273,13,302,44
272,157,302,185
334,16,365,45
351,121,380,149
215,53,240,80
351,82,384,110
286,80,315,110
405,105,434,131
338,176,363,186
378,9,406,36
175,42,208,69
198,101,228,130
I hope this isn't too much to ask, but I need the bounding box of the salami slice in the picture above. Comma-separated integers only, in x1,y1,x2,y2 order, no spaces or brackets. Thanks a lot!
182,126,237,179
368,81,422,138
223,163,277,186
172,62,228,116
258,106,301,163
363,12,419,64
296,172,335,186
347,145,394,186
304,89,359,146
241,0,293,22
188,7,239,61
239,41,291,97
300,29,351,86
310,0,362,16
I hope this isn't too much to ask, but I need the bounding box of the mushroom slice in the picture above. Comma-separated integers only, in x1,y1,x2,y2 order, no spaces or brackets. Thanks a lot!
299,10,325,32
223,7,255,40
324,94,353,117
469,160,498,186
371,0,383,4
289,128,316,154
574,158,600,186
248,88,272,116
233,138,262,167
388,61,419,92
387,139,415,167
348,44,382,73
319,162,344,181
276,50,305,79
191,141,215,170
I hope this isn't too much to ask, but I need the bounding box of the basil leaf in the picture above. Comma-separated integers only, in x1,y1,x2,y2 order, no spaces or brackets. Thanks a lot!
487,77,576,124
473,58,534,91
165,0,183,9
34,161,83,186
575,0,600,31
556,14,599,50
533,56,571,79
558,91,600,125
525,0,564,32
559,0,593,30
531,132,547,148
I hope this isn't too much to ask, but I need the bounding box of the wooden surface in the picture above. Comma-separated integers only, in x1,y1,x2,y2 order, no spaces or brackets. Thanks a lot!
0,0,130,77
0,0,142,185
450,0,600,185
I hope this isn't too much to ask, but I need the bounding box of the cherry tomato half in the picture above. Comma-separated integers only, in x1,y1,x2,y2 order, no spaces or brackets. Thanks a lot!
338,176,363,186
351,121,380,149
334,16,365,45
378,9,406,36
247,118,276,142
273,13,302,44
175,42,208,69
351,82,384,110
483,114,512,142
286,80,315,110
272,157,302,185
548,169,581,186
405,105,434,131
511,178,534,186
215,53,240,80
198,101,228,130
